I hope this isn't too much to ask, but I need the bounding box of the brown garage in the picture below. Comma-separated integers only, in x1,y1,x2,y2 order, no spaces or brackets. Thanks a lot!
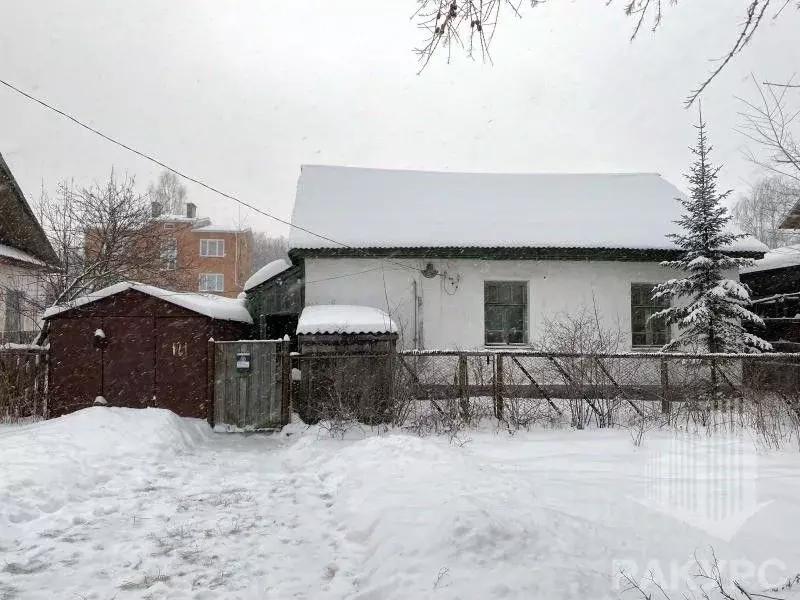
44,282,252,418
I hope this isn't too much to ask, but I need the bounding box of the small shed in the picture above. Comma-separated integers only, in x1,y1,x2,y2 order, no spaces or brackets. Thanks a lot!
44,282,252,418
741,245,800,349
244,258,303,341
294,305,398,423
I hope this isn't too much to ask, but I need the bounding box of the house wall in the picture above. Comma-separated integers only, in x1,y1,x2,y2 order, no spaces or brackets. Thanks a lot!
0,261,45,341
303,257,728,351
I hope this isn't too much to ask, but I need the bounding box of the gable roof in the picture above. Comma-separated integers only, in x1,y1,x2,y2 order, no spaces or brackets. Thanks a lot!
43,281,253,323
0,153,59,265
289,165,766,255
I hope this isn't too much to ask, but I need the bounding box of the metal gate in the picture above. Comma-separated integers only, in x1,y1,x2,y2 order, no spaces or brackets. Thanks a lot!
212,339,290,430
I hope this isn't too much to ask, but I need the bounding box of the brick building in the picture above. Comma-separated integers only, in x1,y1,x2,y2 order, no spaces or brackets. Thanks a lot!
150,203,252,298
85,202,252,298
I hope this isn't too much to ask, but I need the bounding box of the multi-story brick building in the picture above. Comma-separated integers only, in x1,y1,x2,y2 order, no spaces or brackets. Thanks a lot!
151,203,252,298
84,202,252,298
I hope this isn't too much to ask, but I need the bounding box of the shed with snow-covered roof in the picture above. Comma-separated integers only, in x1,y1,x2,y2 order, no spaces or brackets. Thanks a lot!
244,259,303,341
44,282,251,418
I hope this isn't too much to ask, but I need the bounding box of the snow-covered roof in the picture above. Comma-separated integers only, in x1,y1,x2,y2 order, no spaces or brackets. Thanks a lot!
289,166,767,253
741,244,800,274
297,305,398,335
43,282,253,323
192,225,251,233
244,259,292,292
0,242,46,267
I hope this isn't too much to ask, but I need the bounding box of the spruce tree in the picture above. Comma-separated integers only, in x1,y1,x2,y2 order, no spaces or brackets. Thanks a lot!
651,112,771,354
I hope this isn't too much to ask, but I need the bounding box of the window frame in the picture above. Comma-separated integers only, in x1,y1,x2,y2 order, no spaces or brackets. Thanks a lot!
199,238,225,257
160,237,178,271
484,280,529,346
630,282,670,349
4,289,24,333
199,273,225,292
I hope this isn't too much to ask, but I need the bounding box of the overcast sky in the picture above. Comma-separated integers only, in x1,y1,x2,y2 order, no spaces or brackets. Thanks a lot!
1,1,798,238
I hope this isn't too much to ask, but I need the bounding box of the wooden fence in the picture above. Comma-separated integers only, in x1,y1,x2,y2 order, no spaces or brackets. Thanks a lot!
0,345,48,421
395,349,800,418
211,339,290,430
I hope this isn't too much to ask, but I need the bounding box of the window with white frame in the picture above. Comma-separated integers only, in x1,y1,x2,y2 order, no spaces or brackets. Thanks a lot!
199,239,225,257
484,281,528,345
199,273,224,292
631,283,670,348
160,237,177,270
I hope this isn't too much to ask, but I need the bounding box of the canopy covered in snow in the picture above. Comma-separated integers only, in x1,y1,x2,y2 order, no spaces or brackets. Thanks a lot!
289,165,767,253
297,305,398,335
43,281,253,323
244,258,292,292
741,244,800,274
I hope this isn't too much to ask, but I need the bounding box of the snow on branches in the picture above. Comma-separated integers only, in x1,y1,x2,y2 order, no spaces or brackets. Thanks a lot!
651,112,771,354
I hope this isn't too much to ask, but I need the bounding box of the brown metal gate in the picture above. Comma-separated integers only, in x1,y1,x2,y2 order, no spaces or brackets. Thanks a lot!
212,340,290,430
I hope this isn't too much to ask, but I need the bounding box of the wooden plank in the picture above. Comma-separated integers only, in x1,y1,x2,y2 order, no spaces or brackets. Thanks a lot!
510,356,562,415
593,357,643,417
547,356,604,422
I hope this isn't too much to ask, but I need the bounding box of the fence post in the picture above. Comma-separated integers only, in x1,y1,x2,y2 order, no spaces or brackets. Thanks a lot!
206,338,216,428
660,357,670,414
281,339,291,426
458,354,469,420
494,354,504,419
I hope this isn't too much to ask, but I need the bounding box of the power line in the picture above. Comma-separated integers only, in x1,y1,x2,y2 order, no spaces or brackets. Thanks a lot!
0,76,425,277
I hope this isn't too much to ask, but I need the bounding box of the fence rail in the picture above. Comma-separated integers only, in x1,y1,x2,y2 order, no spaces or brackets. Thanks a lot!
0,345,48,422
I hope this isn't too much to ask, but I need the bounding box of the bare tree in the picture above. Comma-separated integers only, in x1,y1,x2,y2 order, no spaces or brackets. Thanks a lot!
250,233,288,274
740,77,800,183
33,170,190,344
147,170,187,216
732,175,800,248
414,0,795,105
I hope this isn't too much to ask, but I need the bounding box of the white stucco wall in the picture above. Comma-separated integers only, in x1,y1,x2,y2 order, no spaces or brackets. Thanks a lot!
303,257,709,351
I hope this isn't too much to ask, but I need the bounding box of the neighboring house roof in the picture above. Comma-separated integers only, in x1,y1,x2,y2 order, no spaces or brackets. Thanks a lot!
0,153,59,265
0,242,46,267
297,304,398,335
289,165,766,255
244,259,292,292
741,244,800,274
43,281,253,323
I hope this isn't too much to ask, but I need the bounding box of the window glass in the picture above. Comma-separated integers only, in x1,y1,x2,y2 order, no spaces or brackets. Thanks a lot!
484,281,528,345
630,283,669,347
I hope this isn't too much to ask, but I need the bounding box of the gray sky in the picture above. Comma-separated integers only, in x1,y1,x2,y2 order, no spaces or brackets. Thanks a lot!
1,1,798,238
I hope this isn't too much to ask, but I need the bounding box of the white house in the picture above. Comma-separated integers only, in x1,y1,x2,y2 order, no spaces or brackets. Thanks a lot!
0,153,58,343
250,165,767,351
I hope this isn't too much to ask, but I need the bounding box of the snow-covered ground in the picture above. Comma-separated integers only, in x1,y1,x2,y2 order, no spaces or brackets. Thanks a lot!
2,408,800,599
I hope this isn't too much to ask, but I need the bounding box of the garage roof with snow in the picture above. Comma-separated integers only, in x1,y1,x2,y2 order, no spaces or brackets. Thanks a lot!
289,165,766,254
43,282,253,323
297,305,398,335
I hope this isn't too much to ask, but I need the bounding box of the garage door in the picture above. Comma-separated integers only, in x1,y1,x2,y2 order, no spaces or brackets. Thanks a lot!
101,317,155,408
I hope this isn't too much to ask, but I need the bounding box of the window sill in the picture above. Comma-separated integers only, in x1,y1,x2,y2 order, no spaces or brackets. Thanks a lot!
630,346,666,353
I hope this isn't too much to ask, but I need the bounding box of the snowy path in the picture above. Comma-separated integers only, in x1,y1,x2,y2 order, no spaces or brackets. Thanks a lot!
2,409,800,599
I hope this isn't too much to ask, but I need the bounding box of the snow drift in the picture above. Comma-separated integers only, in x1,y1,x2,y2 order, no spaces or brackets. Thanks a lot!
0,407,208,528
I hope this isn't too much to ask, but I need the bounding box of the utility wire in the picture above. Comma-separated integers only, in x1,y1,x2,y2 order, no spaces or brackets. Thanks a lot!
0,77,425,276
